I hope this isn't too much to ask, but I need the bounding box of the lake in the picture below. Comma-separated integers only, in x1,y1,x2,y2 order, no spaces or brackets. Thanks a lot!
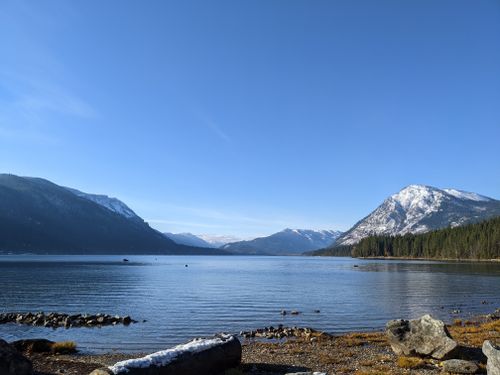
0,255,499,353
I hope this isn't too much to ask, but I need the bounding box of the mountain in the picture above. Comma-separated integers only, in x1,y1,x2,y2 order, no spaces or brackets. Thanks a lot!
164,232,215,248
65,187,142,222
197,234,243,248
0,174,222,255
221,229,343,255
336,184,500,246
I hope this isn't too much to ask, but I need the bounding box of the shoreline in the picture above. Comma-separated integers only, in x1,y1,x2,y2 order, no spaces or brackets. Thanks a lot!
24,313,499,375
312,254,500,262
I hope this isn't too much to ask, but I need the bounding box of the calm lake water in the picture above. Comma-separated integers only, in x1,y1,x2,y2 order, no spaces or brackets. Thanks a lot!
0,255,499,353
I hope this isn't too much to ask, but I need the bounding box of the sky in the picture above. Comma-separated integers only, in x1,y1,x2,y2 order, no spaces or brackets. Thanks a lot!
0,0,499,239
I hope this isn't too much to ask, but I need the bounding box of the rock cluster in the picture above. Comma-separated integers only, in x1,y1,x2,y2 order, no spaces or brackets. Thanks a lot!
0,312,136,328
387,314,500,374
240,325,331,340
486,308,500,321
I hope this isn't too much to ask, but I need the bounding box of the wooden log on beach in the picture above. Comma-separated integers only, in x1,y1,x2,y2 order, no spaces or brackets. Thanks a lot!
90,334,241,375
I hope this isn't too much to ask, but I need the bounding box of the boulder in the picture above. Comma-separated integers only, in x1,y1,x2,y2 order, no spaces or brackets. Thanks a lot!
483,340,500,375
441,359,478,374
90,334,241,375
0,339,33,375
386,314,458,359
11,339,55,353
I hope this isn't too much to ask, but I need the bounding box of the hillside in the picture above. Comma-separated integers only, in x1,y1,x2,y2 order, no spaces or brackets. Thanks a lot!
0,174,222,255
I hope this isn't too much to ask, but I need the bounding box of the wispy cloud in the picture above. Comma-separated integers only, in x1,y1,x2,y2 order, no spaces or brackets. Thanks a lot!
0,2,96,143
196,113,232,143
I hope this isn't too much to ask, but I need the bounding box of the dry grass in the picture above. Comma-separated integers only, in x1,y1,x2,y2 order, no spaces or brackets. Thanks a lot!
51,341,77,354
354,370,393,375
396,356,424,369
340,332,387,347
449,318,500,347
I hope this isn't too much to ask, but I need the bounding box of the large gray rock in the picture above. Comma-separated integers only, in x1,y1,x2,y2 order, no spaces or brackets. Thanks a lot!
90,334,241,375
483,340,500,375
0,339,33,375
441,359,478,374
386,314,458,359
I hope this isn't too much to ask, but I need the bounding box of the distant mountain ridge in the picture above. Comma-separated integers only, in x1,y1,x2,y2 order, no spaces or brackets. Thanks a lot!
0,174,222,255
222,229,343,255
164,232,243,248
335,184,500,246
164,232,216,248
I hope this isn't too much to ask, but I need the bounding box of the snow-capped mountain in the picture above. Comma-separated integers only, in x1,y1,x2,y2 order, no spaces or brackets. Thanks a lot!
222,229,343,255
66,187,142,222
163,232,215,248
336,184,500,245
164,233,245,248
197,234,244,248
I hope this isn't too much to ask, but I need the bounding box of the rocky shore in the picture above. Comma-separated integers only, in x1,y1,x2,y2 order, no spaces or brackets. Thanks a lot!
0,312,137,329
1,310,499,375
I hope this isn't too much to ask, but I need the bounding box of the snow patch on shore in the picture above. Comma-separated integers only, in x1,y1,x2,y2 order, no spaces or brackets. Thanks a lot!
109,334,233,373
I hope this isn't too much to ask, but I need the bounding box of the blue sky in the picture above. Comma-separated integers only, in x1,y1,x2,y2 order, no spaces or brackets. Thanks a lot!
1,0,499,238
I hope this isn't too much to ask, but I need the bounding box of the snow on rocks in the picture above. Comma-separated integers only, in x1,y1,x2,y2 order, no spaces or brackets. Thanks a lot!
90,334,241,375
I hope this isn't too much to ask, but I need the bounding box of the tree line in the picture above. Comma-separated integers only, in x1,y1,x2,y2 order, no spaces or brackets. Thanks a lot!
313,216,500,260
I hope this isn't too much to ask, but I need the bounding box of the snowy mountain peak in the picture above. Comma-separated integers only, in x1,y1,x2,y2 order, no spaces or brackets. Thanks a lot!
336,185,500,246
65,188,142,221
222,228,343,255
389,184,443,210
443,188,491,202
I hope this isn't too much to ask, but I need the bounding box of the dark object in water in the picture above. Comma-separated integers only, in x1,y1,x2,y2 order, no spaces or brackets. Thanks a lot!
123,258,129,262
353,264,359,267
185,264,188,267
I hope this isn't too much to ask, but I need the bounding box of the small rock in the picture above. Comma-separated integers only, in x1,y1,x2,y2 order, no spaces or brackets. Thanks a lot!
441,359,478,374
483,340,500,375
89,369,113,375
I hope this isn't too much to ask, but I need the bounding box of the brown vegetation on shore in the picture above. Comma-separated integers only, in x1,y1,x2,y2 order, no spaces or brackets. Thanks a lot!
28,316,499,375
